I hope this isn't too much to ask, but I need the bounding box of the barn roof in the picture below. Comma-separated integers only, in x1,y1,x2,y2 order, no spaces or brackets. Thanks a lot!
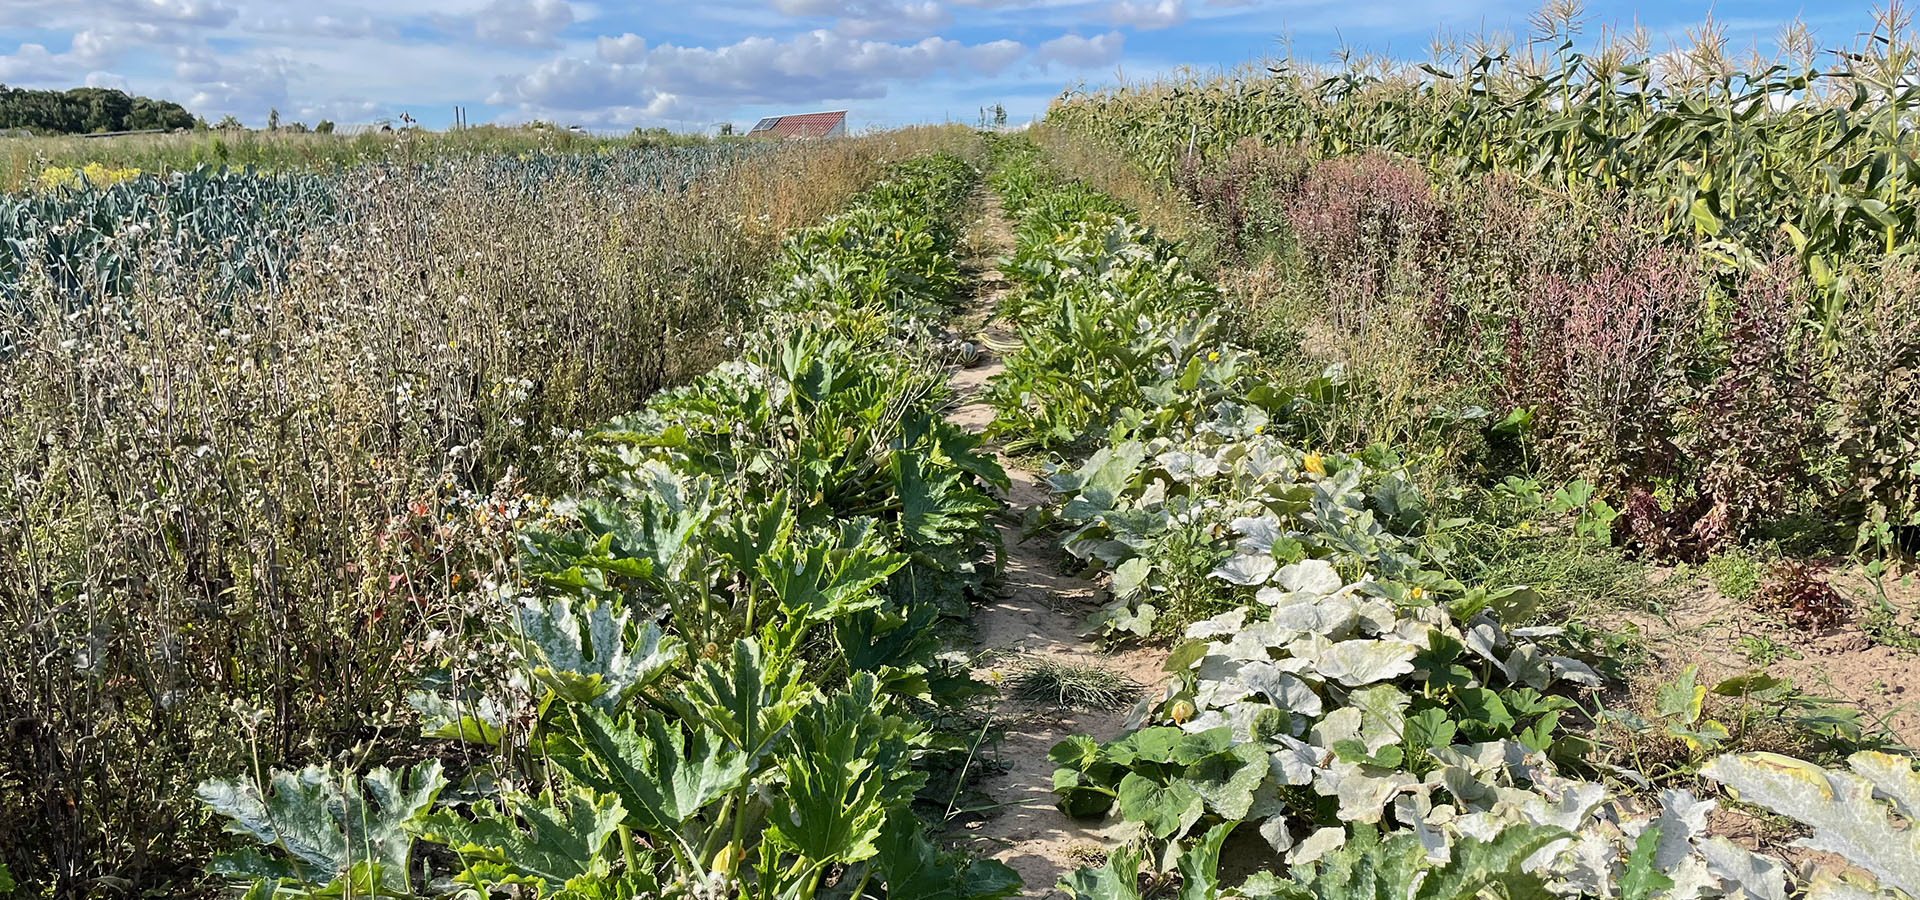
747,110,847,139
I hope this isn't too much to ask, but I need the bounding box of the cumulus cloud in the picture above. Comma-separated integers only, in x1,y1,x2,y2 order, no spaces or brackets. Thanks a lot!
772,0,949,39
109,0,237,27
492,28,1030,121
173,45,292,116
0,44,67,82
1035,31,1124,68
462,0,574,47
1108,0,1185,29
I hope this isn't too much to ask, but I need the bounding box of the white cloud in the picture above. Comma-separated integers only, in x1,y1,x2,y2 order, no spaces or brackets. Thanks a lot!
1035,30,1123,68
172,45,292,117
771,0,950,39
596,33,647,63
467,0,575,47
0,44,67,82
491,27,1033,123
1108,0,1185,30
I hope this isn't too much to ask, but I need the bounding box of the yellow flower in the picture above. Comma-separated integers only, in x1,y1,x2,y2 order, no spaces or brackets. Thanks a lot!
1304,453,1326,476
1170,700,1195,724
38,162,141,192
711,844,737,876
1207,351,1220,362
1408,587,1424,601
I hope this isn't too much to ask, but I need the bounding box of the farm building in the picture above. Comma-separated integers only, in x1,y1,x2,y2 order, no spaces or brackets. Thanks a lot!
746,110,847,139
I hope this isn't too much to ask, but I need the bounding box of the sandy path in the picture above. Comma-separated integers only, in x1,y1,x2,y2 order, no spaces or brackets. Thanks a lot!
944,187,1167,897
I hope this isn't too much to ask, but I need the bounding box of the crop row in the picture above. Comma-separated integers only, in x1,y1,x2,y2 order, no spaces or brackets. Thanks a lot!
1043,75,1920,557
182,150,1031,899
1050,13,1920,271
0,144,760,308
0,129,971,893
981,138,1920,900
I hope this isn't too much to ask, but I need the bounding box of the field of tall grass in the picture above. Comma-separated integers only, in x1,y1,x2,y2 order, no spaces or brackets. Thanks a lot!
0,124,973,893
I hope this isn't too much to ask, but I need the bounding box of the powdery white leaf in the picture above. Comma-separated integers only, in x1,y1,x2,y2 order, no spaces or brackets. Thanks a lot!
1214,620,1291,661
1803,873,1887,900
1652,788,1715,867
1111,557,1152,599
1275,559,1342,594
1313,639,1418,686
1185,608,1248,640
1701,752,1920,897
1212,553,1277,586
1347,685,1409,751
1237,664,1324,716
1270,736,1325,786
1315,760,1415,823
1289,827,1347,865
1851,751,1920,820
1548,655,1604,686
1232,514,1284,554
1269,594,1359,637
1700,835,1788,900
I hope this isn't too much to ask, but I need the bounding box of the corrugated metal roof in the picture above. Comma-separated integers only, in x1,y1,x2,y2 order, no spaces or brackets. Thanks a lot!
746,110,847,139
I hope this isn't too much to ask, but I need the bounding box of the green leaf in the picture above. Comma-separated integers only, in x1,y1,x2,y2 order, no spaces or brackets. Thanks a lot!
768,673,923,865
198,761,445,893
1690,196,1722,235
672,637,804,763
550,708,745,843
422,788,624,892
1177,822,1236,900
1618,826,1675,900
1411,825,1565,900
1186,744,1269,820
1059,843,1144,900
1455,688,1515,737
512,597,684,711
1116,772,1203,839
1655,665,1706,725
875,812,1022,900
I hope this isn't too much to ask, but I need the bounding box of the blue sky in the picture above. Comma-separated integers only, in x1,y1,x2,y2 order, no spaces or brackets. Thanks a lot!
0,1,1891,132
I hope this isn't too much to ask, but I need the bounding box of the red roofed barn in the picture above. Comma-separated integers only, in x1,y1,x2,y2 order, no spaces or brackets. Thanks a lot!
746,110,848,139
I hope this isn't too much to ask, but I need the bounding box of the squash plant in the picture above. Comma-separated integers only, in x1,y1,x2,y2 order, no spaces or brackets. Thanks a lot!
196,151,1023,899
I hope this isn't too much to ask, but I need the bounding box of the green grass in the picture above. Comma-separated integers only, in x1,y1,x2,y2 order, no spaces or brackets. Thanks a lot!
1006,656,1143,710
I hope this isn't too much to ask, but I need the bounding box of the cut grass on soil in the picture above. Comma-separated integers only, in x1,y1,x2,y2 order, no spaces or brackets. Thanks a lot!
1006,656,1143,711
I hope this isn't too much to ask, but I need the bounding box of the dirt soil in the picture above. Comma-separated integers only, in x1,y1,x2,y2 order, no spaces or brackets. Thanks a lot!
943,188,1169,897
1605,564,1920,749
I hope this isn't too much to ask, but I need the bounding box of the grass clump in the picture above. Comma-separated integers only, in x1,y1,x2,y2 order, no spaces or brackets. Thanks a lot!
1007,656,1143,710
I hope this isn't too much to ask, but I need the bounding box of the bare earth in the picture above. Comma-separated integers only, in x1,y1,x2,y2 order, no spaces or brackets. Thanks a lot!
1611,565,1920,749
944,188,1168,897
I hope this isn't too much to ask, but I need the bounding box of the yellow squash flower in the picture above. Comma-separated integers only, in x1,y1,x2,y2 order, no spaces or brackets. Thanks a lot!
1304,453,1326,476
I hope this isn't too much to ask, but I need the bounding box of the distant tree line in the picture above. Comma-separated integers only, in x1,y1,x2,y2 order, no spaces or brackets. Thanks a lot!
0,85,194,135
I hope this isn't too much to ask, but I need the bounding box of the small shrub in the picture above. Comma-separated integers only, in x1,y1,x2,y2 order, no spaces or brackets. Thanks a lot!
1757,560,1851,631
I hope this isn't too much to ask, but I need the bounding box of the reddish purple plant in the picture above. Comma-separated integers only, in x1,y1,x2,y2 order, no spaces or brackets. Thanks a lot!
1690,265,1818,544
1286,153,1446,331
1506,235,1698,492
